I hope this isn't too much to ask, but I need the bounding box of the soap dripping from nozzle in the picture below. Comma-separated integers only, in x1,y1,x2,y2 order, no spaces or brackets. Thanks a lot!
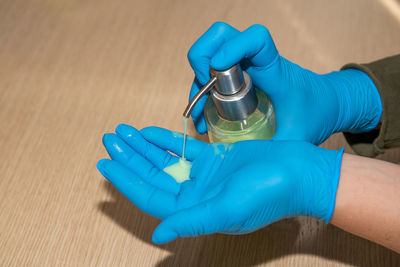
182,116,188,159
162,116,191,184
181,76,217,158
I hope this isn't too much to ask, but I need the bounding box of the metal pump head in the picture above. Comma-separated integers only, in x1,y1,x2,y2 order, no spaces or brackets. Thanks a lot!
183,64,258,121
210,64,244,95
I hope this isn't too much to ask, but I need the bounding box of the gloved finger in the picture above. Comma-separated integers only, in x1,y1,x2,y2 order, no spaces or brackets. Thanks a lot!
187,22,239,134
210,24,279,71
152,201,220,244
97,159,177,219
115,124,173,170
268,127,294,142
268,108,308,143
140,126,206,161
102,133,180,195
189,78,208,134
187,21,240,85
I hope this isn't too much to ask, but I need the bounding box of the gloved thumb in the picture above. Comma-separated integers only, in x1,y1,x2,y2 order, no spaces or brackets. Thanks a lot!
152,201,220,244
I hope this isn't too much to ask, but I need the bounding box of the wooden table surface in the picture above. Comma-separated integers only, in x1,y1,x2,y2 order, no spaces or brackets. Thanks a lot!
1,0,400,266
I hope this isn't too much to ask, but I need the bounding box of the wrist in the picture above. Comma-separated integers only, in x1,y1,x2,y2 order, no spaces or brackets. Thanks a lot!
324,69,382,134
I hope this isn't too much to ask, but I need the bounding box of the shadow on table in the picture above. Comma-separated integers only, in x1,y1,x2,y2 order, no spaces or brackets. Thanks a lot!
98,181,400,267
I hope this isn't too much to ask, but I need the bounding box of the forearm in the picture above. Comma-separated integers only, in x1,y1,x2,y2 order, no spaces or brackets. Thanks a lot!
331,153,400,252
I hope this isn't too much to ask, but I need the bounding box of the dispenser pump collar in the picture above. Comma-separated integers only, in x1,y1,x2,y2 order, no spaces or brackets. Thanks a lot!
210,65,245,95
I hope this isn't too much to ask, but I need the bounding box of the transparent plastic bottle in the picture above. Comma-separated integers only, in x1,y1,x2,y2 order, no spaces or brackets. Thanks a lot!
205,88,276,143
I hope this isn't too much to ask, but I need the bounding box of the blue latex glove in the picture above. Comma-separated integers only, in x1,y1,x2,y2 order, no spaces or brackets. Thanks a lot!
97,124,343,244
188,22,382,144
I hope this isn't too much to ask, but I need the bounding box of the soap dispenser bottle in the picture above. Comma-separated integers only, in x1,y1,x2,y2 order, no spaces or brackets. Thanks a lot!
183,65,276,143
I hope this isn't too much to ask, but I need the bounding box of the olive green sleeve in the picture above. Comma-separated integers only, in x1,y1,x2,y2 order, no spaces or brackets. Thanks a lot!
341,54,400,157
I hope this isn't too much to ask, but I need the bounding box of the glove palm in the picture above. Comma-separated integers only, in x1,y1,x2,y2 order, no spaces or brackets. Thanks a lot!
97,124,342,244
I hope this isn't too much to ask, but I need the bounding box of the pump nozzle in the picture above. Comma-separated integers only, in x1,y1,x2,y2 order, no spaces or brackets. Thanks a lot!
183,76,217,118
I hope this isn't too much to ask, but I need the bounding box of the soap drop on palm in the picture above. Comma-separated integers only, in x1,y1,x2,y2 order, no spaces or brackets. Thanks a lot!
163,158,191,183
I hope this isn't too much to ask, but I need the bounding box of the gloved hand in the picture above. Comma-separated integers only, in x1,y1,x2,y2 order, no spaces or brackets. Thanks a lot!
97,124,343,244
188,22,382,144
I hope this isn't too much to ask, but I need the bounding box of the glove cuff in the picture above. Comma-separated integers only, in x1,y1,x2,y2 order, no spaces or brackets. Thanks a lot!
324,69,382,134
307,147,344,223
321,147,344,224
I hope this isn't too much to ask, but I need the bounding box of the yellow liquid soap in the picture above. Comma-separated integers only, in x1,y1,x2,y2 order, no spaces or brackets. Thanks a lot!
182,116,188,159
163,158,191,183
162,116,192,183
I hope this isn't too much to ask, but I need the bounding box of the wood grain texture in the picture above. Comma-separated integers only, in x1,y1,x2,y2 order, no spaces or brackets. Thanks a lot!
0,0,399,266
